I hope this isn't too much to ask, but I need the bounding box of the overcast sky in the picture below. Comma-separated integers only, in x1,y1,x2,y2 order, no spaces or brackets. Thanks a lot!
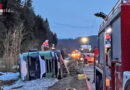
33,0,118,39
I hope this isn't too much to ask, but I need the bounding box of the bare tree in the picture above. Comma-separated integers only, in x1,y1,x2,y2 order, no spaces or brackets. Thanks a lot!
3,23,24,72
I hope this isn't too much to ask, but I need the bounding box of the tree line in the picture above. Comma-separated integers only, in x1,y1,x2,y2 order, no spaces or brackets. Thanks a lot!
0,0,58,71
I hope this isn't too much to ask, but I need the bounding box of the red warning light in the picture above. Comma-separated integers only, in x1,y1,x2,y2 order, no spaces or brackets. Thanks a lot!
106,35,111,39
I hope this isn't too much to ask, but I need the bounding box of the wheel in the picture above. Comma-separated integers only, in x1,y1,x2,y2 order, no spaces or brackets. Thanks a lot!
125,79,130,90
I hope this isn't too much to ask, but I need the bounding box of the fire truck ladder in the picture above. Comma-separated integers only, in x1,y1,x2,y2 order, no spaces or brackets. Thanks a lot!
100,0,130,29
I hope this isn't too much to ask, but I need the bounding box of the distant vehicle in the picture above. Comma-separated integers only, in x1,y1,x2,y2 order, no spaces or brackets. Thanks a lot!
83,53,94,65
94,0,130,90
70,50,81,60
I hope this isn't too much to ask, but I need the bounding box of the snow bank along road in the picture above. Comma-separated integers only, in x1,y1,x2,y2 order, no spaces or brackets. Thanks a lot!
0,72,58,90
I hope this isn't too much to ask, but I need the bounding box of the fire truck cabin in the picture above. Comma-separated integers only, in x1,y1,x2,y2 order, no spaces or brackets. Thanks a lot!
95,0,130,90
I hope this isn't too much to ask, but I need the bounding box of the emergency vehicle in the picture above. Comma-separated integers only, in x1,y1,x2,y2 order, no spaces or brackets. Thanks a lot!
94,0,130,90
70,50,81,60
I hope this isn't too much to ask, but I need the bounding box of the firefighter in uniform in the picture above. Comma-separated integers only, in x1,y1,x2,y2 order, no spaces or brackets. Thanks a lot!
41,40,49,51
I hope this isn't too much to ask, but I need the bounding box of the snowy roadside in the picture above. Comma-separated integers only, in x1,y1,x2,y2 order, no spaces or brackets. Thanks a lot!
1,78,58,90
0,72,58,90
0,72,19,81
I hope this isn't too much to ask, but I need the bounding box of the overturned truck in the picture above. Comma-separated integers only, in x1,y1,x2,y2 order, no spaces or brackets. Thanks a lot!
19,50,63,81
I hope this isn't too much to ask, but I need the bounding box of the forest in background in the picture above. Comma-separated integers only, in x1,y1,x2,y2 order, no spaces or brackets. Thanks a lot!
0,0,57,71
57,35,98,53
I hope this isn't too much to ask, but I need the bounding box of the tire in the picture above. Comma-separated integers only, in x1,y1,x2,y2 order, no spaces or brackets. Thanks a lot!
125,79,130,90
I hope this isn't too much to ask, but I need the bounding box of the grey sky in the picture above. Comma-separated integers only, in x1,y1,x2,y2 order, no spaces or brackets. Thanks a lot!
33,0,118,39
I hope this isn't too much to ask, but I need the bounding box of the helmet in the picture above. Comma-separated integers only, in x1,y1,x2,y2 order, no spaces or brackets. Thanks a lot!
43,40,49,48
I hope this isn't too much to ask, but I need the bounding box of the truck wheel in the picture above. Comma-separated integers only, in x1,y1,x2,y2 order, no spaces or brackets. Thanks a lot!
125,80,130,90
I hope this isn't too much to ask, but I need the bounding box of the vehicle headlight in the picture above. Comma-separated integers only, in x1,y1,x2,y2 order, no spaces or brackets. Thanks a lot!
80,58,84,61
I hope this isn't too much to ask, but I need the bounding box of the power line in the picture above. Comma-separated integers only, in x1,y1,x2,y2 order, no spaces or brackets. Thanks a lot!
53,22,89,29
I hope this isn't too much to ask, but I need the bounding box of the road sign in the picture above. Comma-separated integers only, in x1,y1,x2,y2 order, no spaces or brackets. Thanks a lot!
80,45,91,49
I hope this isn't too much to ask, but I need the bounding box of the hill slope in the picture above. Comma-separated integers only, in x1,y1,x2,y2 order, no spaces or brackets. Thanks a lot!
57,35,98,53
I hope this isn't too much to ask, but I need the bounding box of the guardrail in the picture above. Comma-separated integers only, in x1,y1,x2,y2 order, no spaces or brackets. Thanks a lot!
100,0,130,29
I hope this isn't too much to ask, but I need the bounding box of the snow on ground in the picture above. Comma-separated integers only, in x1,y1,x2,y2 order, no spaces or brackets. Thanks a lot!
2,78,58,90
0,72,5,75
0,72,19,81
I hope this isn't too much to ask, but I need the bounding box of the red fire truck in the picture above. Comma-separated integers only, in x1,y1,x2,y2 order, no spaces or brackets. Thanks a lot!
95,0,130,90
